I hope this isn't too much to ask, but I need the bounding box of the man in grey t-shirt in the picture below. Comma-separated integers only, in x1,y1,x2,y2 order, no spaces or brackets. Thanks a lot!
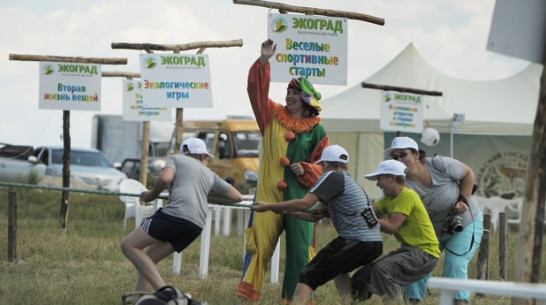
121,137,242,294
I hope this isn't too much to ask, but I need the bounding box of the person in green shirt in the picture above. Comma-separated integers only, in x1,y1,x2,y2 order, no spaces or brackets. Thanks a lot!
352,160,440,304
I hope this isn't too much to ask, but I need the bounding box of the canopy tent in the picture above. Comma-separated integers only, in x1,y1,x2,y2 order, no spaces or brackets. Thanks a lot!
319,43,542,199
321,43,542,135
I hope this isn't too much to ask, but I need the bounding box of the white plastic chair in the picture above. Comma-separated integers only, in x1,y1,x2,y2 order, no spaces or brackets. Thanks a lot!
473,196,520,231
119,179,161,230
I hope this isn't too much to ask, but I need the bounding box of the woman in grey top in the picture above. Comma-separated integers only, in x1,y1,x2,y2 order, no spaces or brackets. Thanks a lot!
385,136,483,305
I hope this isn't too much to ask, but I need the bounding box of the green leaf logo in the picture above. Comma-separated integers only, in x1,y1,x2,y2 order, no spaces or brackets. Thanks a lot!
43,64,54,75
271,17,288,33
144,56,157,69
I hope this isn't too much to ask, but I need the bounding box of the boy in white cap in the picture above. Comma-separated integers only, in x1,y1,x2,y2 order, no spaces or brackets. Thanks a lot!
252,145,382,305
120,137,242,295
351,160,440,304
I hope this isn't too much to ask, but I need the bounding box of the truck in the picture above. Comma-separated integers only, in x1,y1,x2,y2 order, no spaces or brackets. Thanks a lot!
168,116,260,192
91,114,172,165
0,143,46,183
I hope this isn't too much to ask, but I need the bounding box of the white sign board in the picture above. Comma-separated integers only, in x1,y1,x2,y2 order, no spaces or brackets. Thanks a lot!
39,62,101,111
487,0,546,63
139,53,213,108
122,79,171,121
380,91,424,133
267,13,348,85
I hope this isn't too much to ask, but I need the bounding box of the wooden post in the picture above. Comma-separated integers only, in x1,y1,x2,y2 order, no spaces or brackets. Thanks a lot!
513,36,546,305
499,212,508,280
173,49,184,155
8,191,17,262
174,109,183,154
477,214,490,297
140,121,150,186
60,110,71,236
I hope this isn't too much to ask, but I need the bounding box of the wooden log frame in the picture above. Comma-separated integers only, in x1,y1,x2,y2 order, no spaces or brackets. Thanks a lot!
111,39,243,53
8,54,128,236
111,39,244,158
101,71,140,79
361,82,443,97
232,0,385,26
8,54,127,64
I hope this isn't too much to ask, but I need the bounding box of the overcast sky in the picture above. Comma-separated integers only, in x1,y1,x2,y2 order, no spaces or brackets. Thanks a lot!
1,0,529,149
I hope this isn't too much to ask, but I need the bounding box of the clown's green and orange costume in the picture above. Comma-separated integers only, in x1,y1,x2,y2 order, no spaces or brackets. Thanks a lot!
236,59,329,302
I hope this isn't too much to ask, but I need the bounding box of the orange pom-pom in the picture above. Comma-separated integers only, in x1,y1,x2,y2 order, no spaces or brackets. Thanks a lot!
280,157,290,167
277,181,288,191
284,131,296,142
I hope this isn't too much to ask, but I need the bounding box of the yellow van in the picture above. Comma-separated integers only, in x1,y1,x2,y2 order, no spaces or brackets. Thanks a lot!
169,117,260,192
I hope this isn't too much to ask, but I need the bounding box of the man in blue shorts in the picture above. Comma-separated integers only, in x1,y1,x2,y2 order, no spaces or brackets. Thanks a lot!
252,144,383,305
120,137,242,292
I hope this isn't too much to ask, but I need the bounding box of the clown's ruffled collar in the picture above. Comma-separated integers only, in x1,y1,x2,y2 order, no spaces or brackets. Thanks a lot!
273,103,320,133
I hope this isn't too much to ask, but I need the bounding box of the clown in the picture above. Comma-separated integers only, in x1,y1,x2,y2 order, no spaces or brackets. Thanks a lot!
236,39,329,303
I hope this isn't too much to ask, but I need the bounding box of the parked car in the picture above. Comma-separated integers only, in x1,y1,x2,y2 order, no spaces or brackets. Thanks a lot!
0,143,46,183
117,157,166,181
33,146,127,191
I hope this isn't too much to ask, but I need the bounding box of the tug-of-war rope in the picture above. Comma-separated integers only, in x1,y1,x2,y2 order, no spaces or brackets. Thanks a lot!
0,181,253,208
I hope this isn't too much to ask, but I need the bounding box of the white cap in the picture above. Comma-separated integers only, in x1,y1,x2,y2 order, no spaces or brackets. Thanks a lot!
383,136,419,159
314,144,349,164
364,160,407,180
180,137,214,158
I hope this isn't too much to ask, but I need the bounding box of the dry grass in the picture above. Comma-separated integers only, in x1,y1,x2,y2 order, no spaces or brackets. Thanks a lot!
0,188,544,305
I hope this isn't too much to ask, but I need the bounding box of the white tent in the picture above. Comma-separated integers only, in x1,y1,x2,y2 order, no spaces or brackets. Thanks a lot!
320,43,542,198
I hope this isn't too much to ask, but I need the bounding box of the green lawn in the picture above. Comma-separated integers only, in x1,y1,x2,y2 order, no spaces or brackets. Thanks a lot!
0,188,543,305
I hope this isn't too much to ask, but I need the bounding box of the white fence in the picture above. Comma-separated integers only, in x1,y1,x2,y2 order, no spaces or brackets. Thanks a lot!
171,195,282,284
427,277,546,305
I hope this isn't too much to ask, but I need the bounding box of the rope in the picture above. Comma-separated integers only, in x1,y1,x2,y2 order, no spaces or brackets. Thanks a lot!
0,181,253,208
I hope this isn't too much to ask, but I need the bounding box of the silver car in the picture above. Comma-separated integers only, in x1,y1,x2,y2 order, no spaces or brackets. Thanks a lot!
0,143,46,183
33,146,127,191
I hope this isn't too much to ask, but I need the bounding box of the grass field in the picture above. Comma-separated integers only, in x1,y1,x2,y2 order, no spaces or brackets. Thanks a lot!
0,187,544,305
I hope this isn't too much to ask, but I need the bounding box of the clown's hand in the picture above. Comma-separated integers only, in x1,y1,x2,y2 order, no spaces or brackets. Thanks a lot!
290,163,305,176
260,39,276,64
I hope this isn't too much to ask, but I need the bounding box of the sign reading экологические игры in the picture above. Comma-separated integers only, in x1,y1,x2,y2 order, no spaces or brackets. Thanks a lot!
138,53,212,109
